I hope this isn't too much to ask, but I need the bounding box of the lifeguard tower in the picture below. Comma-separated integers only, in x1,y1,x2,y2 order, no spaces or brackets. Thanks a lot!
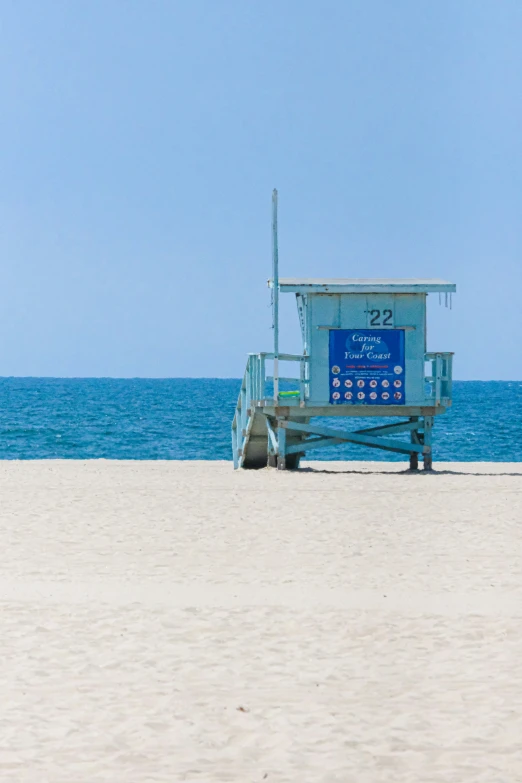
232,191,456,471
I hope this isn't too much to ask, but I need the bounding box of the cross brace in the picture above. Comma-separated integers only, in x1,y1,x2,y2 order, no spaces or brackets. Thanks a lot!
280,419,427,456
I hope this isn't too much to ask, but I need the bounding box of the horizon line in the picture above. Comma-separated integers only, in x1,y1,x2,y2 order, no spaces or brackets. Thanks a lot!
0,376,520,383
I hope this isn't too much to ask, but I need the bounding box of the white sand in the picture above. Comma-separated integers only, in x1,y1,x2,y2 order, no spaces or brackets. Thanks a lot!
1,460,522,782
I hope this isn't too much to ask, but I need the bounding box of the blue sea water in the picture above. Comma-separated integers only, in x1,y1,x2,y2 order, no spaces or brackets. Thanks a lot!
0,378,520,462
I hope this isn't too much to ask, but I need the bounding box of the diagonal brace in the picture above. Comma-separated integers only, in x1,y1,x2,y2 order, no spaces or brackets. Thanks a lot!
280,420,426,455
265,417,279,454
352,420,422,437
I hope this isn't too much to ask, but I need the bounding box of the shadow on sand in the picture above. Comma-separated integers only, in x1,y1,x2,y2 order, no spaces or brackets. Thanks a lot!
297,466,522,477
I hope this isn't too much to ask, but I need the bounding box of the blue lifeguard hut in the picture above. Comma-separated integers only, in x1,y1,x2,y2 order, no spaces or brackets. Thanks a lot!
232,191,456,470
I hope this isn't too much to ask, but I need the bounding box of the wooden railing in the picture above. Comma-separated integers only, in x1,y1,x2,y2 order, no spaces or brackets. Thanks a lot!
425,352,453,406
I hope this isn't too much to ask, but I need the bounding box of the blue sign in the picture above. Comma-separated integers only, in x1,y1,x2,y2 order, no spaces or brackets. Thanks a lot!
329,329,405,405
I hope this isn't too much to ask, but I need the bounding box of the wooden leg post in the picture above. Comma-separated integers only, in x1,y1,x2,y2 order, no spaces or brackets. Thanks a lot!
409,416,419,471
265,416,278,467
277,420,287,471
423,416,433,471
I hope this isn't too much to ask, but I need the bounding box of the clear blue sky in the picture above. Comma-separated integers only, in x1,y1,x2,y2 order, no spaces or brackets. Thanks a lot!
1,0,520,379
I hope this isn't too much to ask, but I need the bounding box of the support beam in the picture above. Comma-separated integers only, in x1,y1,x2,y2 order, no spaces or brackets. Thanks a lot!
409,416,419,471
265,417,279,454
281,420,426,455
277,420,287,470
423,416,433,470
352,420,422,438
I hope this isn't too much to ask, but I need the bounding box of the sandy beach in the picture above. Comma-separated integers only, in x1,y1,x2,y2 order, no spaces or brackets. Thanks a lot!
1,459,521,782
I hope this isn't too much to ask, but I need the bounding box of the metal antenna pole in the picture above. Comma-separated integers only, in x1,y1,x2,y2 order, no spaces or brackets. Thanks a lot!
272,188,280,401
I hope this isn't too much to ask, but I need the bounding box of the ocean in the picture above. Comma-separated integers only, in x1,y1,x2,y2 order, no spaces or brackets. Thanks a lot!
0,378,520,462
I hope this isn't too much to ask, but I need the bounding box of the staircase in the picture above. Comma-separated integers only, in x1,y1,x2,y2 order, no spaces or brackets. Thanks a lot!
231,353,308,469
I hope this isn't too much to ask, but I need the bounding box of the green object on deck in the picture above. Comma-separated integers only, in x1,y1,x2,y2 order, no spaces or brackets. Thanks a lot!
279,391,300,397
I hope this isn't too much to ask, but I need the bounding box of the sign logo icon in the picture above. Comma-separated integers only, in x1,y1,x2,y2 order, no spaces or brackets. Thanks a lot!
332,391,340,400
344,391,353,400
382,379,390,388
332,378,341,388
357,379,365,388
394,365,403,375
357,391,365,400
369,391,377,400
332,365,340,374
369,380,377,388
393,379,402,388
382,391,390,400
344,379,353,388
394,391,402,400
